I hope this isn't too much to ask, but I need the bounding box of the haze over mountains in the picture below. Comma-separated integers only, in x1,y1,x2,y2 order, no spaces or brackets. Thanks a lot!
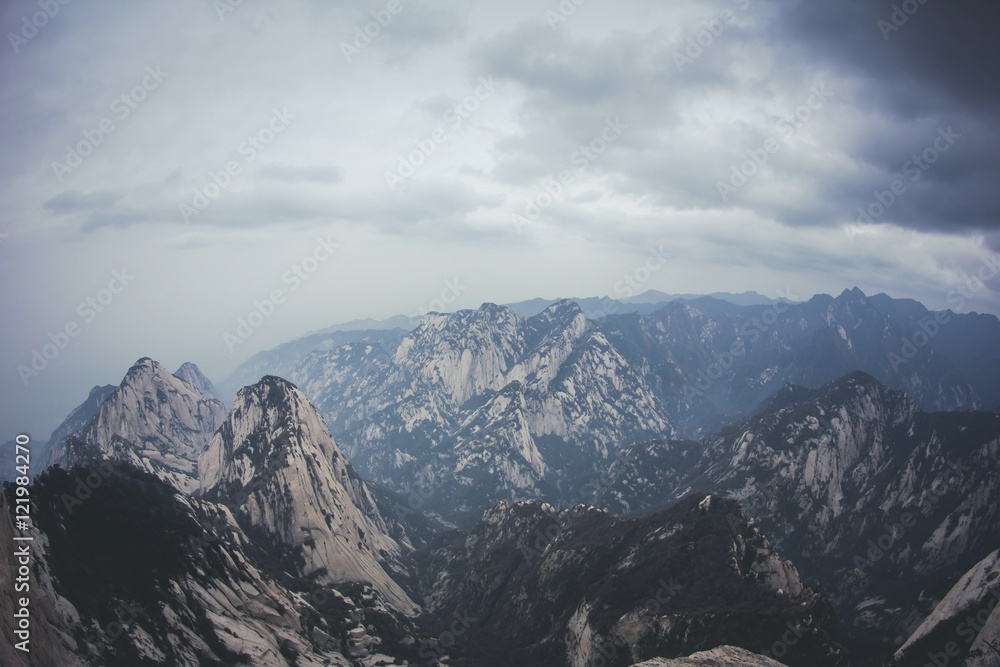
5,288,1000,666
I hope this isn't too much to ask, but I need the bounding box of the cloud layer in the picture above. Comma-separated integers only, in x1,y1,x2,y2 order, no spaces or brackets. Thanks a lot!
1,0,998,441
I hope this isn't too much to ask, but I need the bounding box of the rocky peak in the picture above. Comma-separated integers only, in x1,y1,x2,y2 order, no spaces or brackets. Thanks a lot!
631,647,788,666
173,361,220,401
199,376,419,615
419,493,846,666
68,357,227,493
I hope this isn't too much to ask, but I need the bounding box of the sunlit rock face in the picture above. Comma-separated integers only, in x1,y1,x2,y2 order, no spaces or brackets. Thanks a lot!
200,375,419,615
598,371,1000,652
62,357,227,493
291,300,673,525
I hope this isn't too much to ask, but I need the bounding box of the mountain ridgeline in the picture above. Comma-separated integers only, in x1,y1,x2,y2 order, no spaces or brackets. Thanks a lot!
274,288,1000,526
5,287,1000,666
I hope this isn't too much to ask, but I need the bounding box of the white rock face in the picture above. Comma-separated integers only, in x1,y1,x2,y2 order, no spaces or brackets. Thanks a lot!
630,646,786,666
407,381,552,524
602,371,1000,647
290,301,674,521
0,493,88,667
173,361,221,401
894,548,1000,666
199,376,419,615
8,486,363,666
71,358,227,493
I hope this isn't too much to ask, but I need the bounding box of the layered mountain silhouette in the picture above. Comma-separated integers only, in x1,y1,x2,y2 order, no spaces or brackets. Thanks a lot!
5,288,1000,665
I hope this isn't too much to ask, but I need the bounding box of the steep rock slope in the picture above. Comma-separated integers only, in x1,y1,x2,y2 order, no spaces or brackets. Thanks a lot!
416,494,847,667
409,380,552,526
891,548,1000,667
58,358,227,493
290,301,672,524
17,463,424,666
44,384,117,469
199,375,420,615
597,371,1000,658
173,361,221,402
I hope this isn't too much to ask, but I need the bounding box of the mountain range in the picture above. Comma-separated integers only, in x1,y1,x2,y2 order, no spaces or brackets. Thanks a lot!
4,287,1000,666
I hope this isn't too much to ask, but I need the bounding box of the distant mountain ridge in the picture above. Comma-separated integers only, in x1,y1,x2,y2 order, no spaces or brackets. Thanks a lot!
51,358,227,493
290,299,673,525
13,285,1000,664
173,361,221,402
219,290,774,401
261,288,1000,529
594,370,1000,658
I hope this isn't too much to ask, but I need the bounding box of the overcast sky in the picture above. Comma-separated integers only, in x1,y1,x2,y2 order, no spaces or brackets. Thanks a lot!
2,0,999,443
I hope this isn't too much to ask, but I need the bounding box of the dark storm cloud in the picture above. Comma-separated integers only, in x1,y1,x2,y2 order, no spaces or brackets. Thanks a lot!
468,0,999,239
771,0,1000,233
776,0,1000,117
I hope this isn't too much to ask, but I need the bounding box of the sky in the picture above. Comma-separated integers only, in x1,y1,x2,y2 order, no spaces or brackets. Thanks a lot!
1,0,999,444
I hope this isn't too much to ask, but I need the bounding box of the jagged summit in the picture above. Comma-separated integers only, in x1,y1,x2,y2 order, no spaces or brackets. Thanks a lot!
421,492,846,665
173,361,220,401
58,357,227,493
600,370,1000,652
199,375,420,615
838,286,868,300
